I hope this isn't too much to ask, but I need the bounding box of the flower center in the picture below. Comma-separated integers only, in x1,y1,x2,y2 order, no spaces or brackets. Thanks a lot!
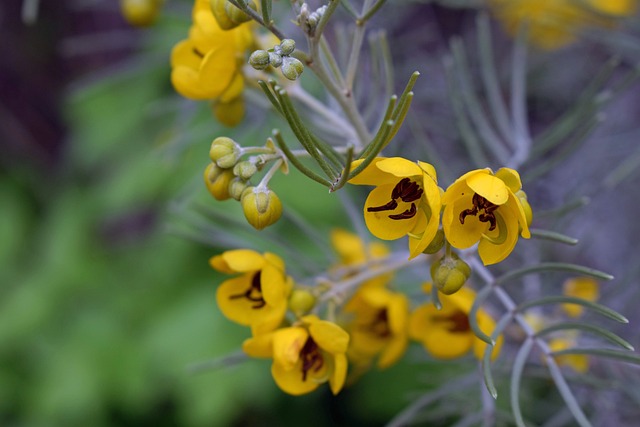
228,272,266,309
432,310,470,333
364,309,391,338
300,337,324,381
367,178,423,220
459,193,499,231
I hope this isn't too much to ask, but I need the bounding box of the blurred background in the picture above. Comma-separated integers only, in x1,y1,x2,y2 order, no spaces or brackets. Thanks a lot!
2,0,640,425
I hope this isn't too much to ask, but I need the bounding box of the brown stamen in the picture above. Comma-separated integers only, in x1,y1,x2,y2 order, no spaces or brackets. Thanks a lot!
365,309,391,338
300,338,324,381
459,193,499,231
228,272,266,309
431,310,470,333
367,178,423,220
192,48,205,58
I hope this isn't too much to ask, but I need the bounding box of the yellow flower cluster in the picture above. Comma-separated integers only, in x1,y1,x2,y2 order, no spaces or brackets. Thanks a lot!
170,0,255,126
489,0,638,50
209,229,504,395
351,157,531,267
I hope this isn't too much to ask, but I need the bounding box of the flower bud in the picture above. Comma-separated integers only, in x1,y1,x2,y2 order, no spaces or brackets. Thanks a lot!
249,50,270,70
121,0,160,27
210,0,256,30
430,253,471,295
281,57,304,81
228,177,249,201
422,228,445,254
279,39,296,56
241,186,282,230
288,289,316,316
210,136,241,168
204,163,234,201
233,161,257,180
268,52,283,68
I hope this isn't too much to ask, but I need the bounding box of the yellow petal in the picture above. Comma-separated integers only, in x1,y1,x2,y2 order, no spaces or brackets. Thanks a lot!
364,184,419,240
387,294,409,336
216,276,258,326
349,158,396,186
170,39,200,69
198,46,237,98
378,335,408,369
219,73,244,103
273,327,308,370
478,208,519,265
171,66,207,100
308,319,350,355
423,327,473,359
495,168,522,193
250,302,287,335
209,254,234,274
242,332,274,358
562,277,599,317
442,169,489,205
214,97,245,127
220,249,265,272
376,157,423,177
417,161,438,181
329,353,348,395
443,192,487,249
466,172,509,205
272,359,319,395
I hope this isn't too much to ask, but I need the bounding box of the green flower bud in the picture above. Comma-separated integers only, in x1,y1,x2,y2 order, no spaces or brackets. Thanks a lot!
233,160,257,180
279,39,296,56
281,57,304,81
210,136,241,168
241,186,282,230
288,289,316,316
228,177,248,201
210,0,256,30
249,50,270,70
430,253,471,295
268,52,283,68
204,163,234,201
422,228,445,254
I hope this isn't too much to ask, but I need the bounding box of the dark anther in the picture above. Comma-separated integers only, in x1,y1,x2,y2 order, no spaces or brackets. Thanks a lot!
459,193,499,231
300,338,323,381
228,272,266,309
366,309,391,338
192,48,205,58
367,178,423,220
431,310,470,333
388,203,417,220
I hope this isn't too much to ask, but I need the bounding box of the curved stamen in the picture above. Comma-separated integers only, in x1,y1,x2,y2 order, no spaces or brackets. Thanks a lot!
389,203,417,220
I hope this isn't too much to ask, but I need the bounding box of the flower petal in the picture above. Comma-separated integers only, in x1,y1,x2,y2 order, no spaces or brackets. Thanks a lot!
364,184,418,240
272,359,319,395
349,158,395,186
329,353,348,395
220,249,265,272
495,168,522,193
376,157,423,178
242,332,274,358
308,319,350,355
443,192,488,249
466,172,509,205
272,327,308,371
478,208,519,265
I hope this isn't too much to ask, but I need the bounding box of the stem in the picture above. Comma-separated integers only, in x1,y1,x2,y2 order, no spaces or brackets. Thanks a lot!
257,158,284,189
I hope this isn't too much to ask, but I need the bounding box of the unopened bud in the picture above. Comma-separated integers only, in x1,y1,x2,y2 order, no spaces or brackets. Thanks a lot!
210,0,255,30
233,160,257,179
430,253,471,295
210,136,241,168
121,0,160,27
228,177,248,201
249,50,270,70
422,228,445,254
241,186,282,230
288,289,316,316
281,57,304,81
204,163,234,201
279,39,296,55
268,52,283,68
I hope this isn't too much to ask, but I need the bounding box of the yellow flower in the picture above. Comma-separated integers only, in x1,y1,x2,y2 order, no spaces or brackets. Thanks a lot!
562,277,600,318
409,285,502,360
210,249,293,335
349,157,442,259
330,229,390,288
170,0,253,123
489,0,637,50
549,337,589,373
442,168,530,266
243,315,350,395
344,287,409,369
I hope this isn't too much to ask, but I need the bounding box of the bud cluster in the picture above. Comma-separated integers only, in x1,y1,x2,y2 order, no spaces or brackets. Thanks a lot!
204,136,283,229
249,39,304,81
